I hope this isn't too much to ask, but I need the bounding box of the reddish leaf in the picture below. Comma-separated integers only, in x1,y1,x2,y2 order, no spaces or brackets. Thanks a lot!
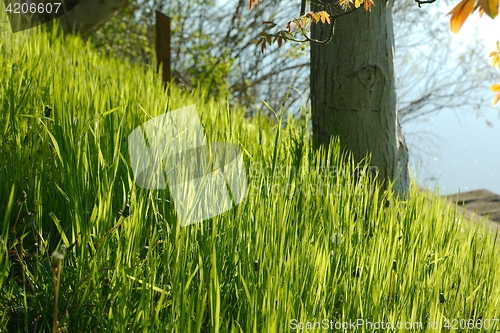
249,0,258,11
478,0,498,18
449,0,476,34
364,0,375,11
277,38,283,48
310,12,318,22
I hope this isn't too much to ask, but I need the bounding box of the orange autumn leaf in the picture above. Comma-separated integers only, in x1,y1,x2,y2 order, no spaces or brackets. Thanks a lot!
478,0,499,18
319,11,331,23
364,0,375,11
249,0,258,11
449,0,476,34
310,11,319,23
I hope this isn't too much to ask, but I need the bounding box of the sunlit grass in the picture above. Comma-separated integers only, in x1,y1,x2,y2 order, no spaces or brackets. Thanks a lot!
1,11,500,332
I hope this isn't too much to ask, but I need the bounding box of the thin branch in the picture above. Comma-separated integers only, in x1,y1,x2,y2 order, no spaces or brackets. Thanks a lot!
415,0,436,7
284,6,361,45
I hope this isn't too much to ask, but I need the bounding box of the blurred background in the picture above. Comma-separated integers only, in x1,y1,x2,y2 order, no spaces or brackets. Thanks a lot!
404,6,500,195
74,0,500,194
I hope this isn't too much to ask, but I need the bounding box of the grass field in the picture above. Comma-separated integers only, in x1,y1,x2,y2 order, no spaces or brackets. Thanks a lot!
1,12,500,333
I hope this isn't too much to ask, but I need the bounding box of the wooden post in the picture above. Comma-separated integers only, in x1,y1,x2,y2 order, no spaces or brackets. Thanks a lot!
155,10,171,89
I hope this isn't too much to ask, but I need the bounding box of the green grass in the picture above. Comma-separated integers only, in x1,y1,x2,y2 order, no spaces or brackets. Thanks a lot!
1,12,500,333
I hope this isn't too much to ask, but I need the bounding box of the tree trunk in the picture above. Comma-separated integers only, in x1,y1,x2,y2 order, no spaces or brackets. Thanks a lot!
310,0,409,197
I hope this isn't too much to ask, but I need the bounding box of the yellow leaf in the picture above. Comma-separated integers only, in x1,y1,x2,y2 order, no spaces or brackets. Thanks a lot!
355,0,363,8
493,93,500,105
449,0,476,34
321,11,331,24
478,0,498,18
491,54,499,67
496,40,500,52
489,51,498,57
490,83,500,92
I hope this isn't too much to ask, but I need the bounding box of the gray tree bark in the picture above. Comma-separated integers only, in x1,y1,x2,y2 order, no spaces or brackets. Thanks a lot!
310,0,409,197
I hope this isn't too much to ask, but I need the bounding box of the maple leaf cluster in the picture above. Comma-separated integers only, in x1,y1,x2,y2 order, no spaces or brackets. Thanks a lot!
251,0,374,54
255,11,333,53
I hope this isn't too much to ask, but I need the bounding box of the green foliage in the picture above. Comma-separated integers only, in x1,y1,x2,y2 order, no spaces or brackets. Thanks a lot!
87,0,232,99
182,32,234,98
85,0,309,113
1,12,500,332
87,2,153,66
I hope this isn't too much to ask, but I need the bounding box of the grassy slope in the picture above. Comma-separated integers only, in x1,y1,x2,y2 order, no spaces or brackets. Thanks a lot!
1,13,500,333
